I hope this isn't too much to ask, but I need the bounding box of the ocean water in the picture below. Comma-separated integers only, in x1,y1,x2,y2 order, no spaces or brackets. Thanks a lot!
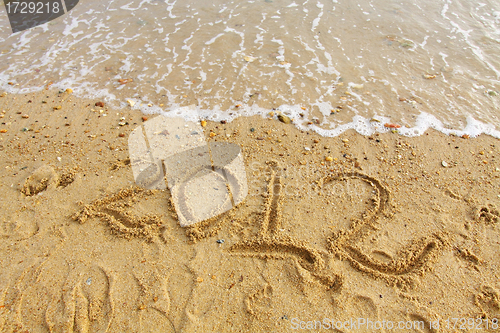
0,0,499,137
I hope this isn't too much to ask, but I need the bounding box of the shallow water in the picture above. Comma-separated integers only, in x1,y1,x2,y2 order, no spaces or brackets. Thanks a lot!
0,0,499,137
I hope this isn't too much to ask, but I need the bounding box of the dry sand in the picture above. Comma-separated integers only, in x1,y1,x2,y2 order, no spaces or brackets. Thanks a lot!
0,90,499,332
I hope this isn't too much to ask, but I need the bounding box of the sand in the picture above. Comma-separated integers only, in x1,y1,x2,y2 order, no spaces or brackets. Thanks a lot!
0,90,499,332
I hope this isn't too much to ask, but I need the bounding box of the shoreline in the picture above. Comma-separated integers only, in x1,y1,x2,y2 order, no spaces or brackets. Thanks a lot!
0,89,499,331
2,84,499,140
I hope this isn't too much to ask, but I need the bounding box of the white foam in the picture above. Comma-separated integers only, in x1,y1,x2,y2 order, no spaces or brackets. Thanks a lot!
154,104,500,140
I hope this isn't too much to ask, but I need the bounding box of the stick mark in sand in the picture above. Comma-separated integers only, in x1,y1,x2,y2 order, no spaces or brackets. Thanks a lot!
324,172,449,288
72,163,450,292
206,162,448,290
72,187,165,241
229,162,343,291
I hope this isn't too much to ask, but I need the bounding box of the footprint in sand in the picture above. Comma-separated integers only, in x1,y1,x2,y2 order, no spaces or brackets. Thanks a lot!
44,265,114,332
245,284,273,318
475,285,500,319
21,164,76,196
407,313,436,333
0,165,76,241
329,293,381,333
0,210,39,241
21,165,59,196
475,204,500,224
133,266,174,332
0,259,113,332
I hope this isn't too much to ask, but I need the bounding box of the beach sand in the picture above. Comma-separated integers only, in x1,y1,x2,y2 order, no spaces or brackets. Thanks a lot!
0,90,499,332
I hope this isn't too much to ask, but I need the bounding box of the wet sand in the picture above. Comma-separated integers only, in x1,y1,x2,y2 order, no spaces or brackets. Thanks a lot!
0,90,499,332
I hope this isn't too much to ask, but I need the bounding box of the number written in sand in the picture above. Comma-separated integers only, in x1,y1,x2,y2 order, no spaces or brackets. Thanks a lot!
190,163,448,290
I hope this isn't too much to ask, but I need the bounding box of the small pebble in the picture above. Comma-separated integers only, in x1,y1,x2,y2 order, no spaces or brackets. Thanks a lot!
250,128,255,132
441,161,448,167
201,120,207,127
278,114,291,124
127,99,135,107
66,88,73,93
0,129,7,133
118,78,133,84
22,114,29,119
142,116,148,122
244,56,256,62
342,138,349,143
119,133,125,137
209,132,216,137
53,106,61,110
95,102,104,107
325,156,333,162
216,239,224,244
